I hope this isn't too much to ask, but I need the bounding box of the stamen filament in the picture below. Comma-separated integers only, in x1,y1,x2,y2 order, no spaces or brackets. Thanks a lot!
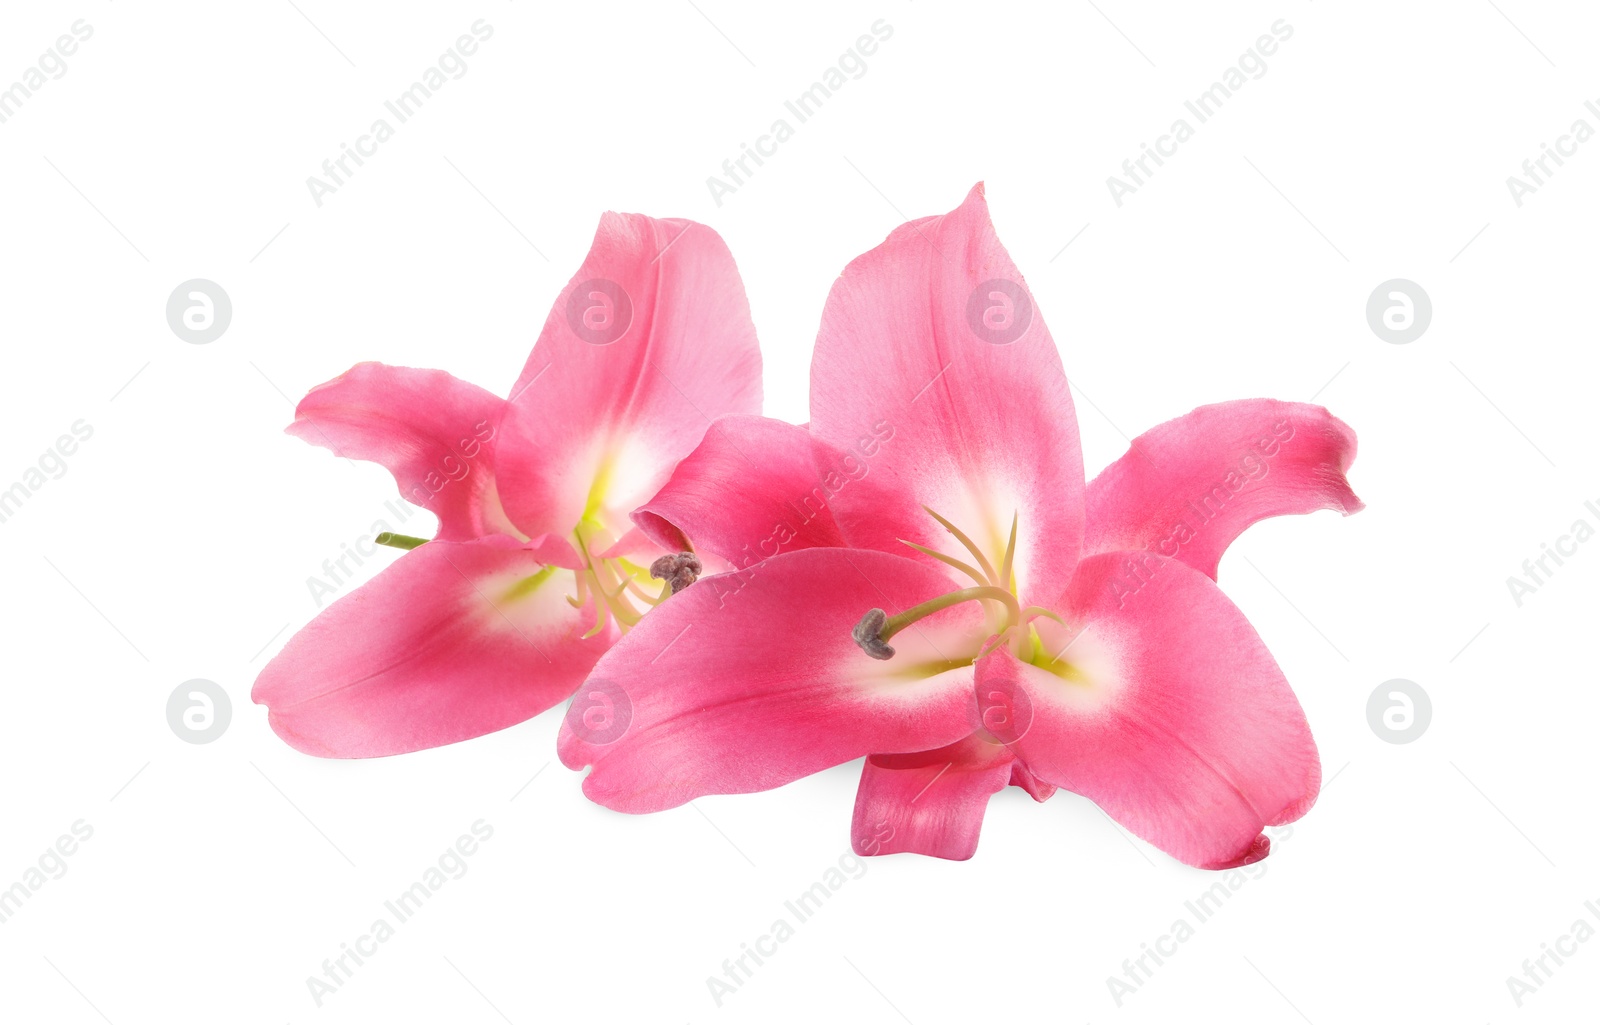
998,512,1019,593
922,506,1000,587
974,632,1011,661
606,585,641,626
898,539,991,589
1020,605,1067,627
581,582,610,638
622,573,666,606
590,558,643,627
567,564,591,609
564,495,682,634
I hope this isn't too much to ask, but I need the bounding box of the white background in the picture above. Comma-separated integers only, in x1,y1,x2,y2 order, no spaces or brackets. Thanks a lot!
1,1,1596,1022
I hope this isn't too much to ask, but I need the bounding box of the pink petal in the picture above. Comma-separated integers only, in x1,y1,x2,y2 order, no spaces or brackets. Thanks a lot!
594,526,661,561
632,415,846,570
559,547,988,812
984,552,1320,869
807,183,1084,602
1084,400,1363,579
287,362,517,541
520,532,585,570
495,214,762,542
852,734,1014,861
1007,760,1056,802
253,536,608,758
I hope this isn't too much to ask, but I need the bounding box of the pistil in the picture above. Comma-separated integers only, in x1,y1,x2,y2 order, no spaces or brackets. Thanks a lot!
568,522,688,639
852,585,1021,660
649,552,703,594
852,507,1059,664
374,532,428,550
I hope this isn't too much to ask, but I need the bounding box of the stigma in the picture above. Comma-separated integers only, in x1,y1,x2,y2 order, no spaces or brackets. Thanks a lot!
650,552,703,594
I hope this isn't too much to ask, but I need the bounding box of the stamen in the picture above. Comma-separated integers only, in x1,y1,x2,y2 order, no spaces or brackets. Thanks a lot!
974,632,1011,661
591,559,643,628
922,506,1000,587
998,512,1019,593
567,520,677,631
649,552,703,594
374,532,428,550
852,609,896,660
1020,605,1067,627
581,581,611,638
622,573,667,606
567,565,591,609
898,539,991,589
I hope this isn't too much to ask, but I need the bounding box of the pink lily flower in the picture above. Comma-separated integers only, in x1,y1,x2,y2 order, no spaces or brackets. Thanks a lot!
560,185,1362,868
253,213,762,757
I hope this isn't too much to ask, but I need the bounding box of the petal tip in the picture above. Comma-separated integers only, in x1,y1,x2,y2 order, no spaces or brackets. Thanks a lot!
556,724,590,772
263,709,340,759
578,771,659,815
1205,832,1271,870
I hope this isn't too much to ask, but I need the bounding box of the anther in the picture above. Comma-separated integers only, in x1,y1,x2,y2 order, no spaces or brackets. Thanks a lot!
649,552,703,594
852,609,896,660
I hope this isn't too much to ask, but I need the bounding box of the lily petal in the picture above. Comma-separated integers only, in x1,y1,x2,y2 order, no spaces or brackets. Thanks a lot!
1083,400,1362,579
1007,760,1056,802
632,414,846,569
984,551,1320,869
287,362,516,541
594,525,669,562
496,214,762,542
852,733,1015,860
808,183,1085,602
559,547,988,812
253,536,608,758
